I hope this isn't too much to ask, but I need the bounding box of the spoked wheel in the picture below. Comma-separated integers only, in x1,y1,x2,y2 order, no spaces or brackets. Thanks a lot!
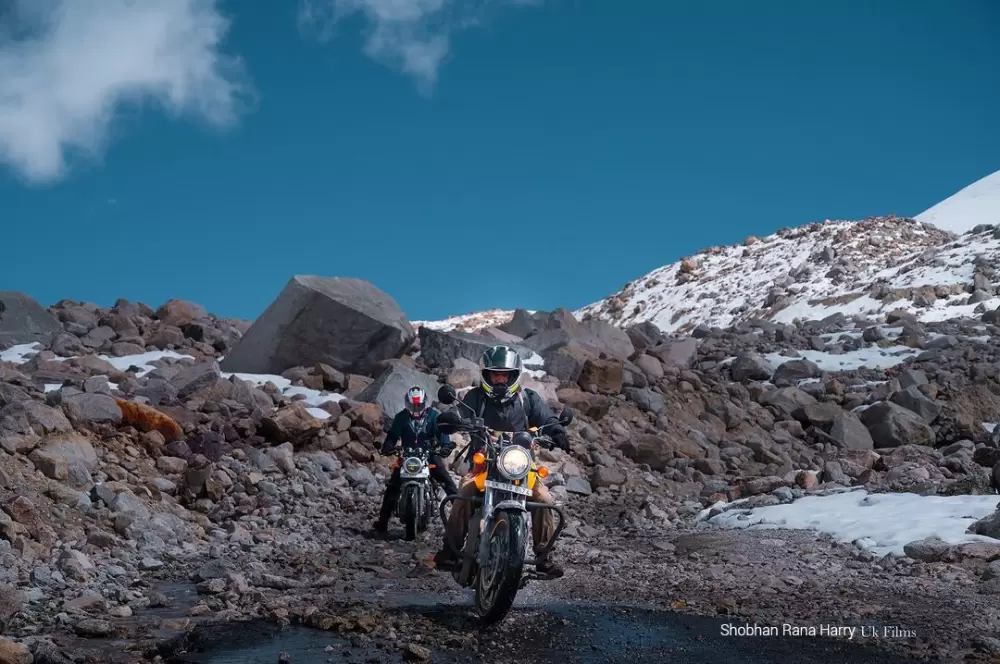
475,511,526,625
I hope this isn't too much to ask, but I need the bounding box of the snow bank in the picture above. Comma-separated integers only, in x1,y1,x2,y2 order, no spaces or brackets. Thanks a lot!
763,345,921,372
700,489,1000,557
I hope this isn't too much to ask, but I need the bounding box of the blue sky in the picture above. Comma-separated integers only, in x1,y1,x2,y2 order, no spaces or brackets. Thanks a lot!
2,0,999,323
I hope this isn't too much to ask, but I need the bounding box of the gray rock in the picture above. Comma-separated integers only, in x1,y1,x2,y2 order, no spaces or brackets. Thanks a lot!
772,359,822,385
565,476,593,496
898,369,929,390
356,362,441,418
220,276,415,376
622,387,665,414
61,393,122,427
590,466,627,488
519,311,635,361
345,466,376,488
37,432,98,488
859,401,935,448
0,291,63,346
760,387,817,418
417,327,535,371
903,537,951,562
969,507,1000,539
649,338,699,369
171,361,221,398
730,353,773,382
890,385,942,424
829,412,874,451
0,400,73,436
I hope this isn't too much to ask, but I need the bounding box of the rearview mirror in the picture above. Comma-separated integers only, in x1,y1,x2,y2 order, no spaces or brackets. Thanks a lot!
437,385,458,405
558,407,574,426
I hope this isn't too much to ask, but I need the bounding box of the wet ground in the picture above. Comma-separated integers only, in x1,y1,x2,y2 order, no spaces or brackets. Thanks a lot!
160,599,923,664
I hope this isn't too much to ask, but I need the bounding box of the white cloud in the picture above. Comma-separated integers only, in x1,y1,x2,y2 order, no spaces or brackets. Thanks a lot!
299,0,538,92
0,0,252,184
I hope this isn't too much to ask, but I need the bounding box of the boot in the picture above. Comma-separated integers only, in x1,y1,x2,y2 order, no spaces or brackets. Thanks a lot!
433,536,460,570
375,490,394,530
535,554,564,578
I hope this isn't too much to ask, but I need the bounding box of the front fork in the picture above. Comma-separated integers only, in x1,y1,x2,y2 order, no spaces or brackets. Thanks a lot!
437,491,567,564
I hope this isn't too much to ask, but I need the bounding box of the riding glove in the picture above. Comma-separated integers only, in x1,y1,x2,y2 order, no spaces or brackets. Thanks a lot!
549,425,569,450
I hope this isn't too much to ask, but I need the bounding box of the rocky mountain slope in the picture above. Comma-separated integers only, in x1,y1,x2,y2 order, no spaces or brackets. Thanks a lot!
423,216,1000,336
3,214,1000,661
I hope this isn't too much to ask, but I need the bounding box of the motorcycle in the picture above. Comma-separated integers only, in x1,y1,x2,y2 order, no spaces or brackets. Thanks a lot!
435,385,574,625
388,444,447,541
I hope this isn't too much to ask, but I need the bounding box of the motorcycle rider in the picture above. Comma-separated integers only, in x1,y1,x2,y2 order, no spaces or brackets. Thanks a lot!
432,345,570,578
373,386,460,534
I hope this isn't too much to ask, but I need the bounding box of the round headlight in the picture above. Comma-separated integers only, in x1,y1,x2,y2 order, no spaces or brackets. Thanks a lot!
403,457,423,473
498,446,531,480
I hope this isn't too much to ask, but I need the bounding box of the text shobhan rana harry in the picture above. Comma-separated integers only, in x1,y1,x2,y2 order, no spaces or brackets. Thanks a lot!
720,623,917,639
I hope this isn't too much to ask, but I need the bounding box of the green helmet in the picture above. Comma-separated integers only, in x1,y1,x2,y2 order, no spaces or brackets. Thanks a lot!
479,345,523,403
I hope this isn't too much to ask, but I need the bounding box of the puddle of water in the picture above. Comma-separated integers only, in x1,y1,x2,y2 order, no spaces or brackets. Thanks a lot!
161,620,353,664
161,602,923,664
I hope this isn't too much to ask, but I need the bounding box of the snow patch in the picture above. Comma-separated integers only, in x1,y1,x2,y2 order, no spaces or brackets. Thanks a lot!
220,371,344,407
764,345,921,372
701,489,1000,558
0,343,42,364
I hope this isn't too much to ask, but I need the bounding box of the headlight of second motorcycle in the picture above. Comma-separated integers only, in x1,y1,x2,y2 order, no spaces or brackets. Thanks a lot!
497,446,531,480
403,457,424,473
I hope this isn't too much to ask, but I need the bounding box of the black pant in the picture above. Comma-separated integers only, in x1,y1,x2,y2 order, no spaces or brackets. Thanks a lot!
377,454,458,524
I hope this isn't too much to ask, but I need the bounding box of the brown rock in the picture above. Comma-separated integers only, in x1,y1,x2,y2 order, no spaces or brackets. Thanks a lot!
347,442,374,463
28,449,67,481
343,403,383,433
618,434,674,471
795,470,818,490
155,299,208,327
0,637,31,664
156,456,188,474
261,404,324,445
555,388,612,420
590,466,627,488
578,358,623,394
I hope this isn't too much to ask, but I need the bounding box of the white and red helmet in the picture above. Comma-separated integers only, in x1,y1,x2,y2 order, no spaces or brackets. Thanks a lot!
404,386,427,417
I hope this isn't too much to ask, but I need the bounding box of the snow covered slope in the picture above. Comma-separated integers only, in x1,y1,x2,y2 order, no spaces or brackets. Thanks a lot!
418,217,1000,335
412,308,527,332
576,216,1000,333
916,170,1000,235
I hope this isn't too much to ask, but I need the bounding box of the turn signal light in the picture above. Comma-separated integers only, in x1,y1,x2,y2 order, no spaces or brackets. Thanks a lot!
537,466,549,478
428,464,437,469
473,452,486,465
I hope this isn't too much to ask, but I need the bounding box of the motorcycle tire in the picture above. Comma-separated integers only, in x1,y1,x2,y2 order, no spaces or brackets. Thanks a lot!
402,486,419,541
474,509,526,625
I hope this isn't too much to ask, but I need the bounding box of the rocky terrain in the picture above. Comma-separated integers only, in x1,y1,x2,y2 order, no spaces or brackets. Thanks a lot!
3,217,1000,662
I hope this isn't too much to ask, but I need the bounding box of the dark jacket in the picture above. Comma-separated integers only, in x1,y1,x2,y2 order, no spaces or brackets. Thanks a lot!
459,387,560,452
380,408,452,455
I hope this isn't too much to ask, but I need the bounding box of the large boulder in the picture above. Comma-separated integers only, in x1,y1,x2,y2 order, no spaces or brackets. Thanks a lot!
859,401,934,448
0,292,62,346
417,327,537,371
499,309,542,338
219,276,415,376
355,362,442,420
519,316,634,362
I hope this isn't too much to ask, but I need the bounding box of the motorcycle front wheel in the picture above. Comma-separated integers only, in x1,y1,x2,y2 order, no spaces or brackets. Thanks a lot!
474,510,526,625
402,486,419,541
